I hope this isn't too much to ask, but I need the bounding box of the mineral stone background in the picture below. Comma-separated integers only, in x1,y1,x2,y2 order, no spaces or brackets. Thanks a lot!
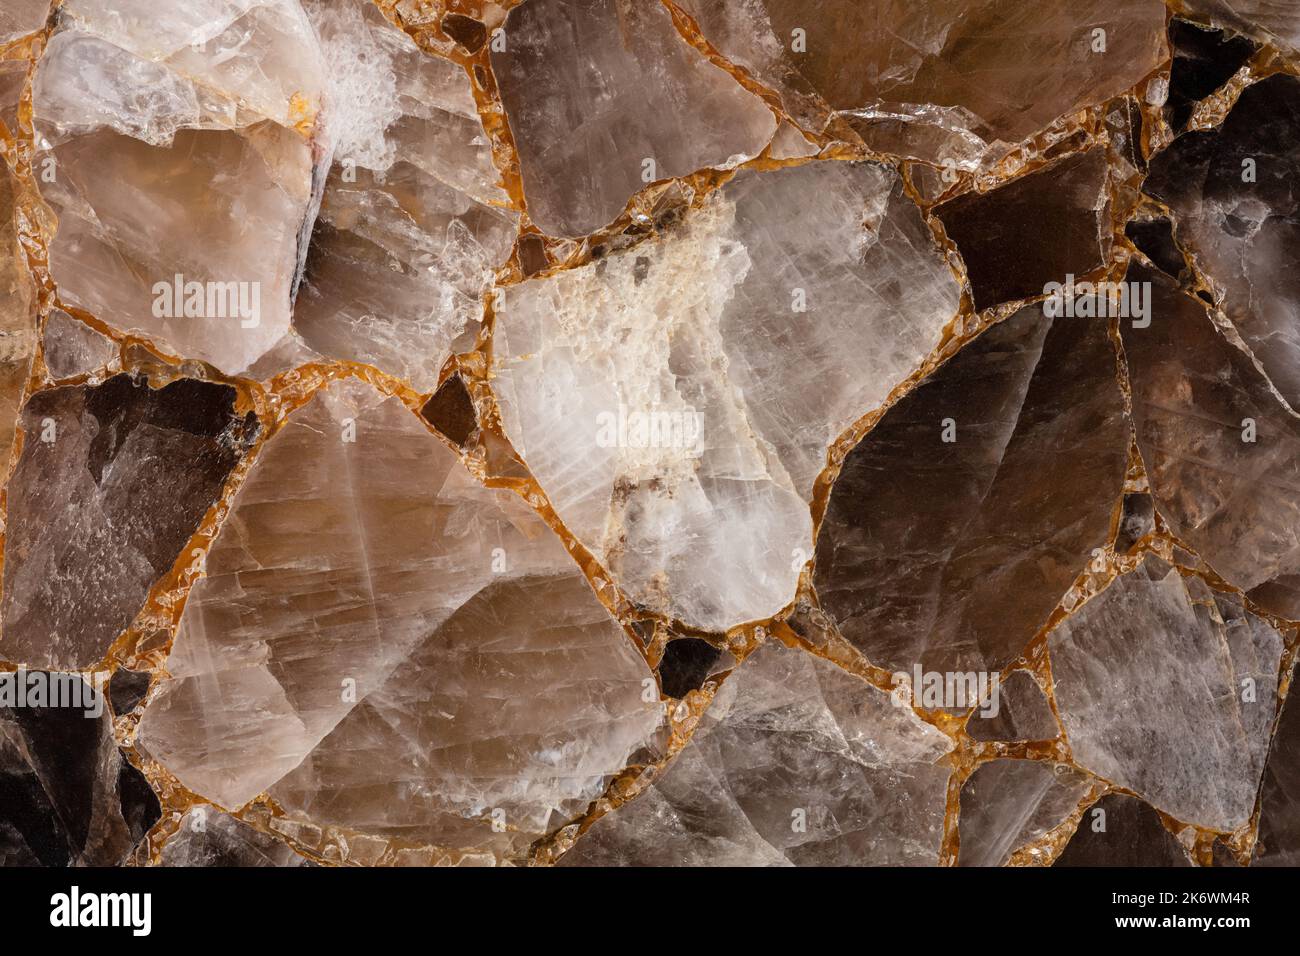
0,0,1297,868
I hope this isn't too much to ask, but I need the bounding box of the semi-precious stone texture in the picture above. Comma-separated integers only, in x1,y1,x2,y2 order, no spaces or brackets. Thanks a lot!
157,809,314,867
1049,556,1282,831
32,0,326,375
1145,74,1300,409
1254,669,1300,865
1121,263,1300,618
1181,0,1300,52
935,148,1109,311
294,0,518,390
491,0,776,237
0,375,257,669
559,640,953,866
492,160,958,631
966,671,1058,743
0,0,47,45
0,674,158,866
0,151,36,477
139,378,660,860
678,0,1166,167
815,304,1128,675
42,310,115,380
956,759,1091,867
1054,794,1193,867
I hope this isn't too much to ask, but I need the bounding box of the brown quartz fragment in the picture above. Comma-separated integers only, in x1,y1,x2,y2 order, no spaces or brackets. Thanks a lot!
679,0,1166,166
1254,668,1300,866
0,674,159,866
815,303,1128,675
935,149,1109,311
957,759,1090,867
139,379,660,861
966,671,1058,743
1145,74,1300,409
420,373,478,446
1121,263,1300,617
156,809,314,867
491,0,775,237
1055,794,1192,866
560,640,952,866
1049,556,1281,831
0,375,258,669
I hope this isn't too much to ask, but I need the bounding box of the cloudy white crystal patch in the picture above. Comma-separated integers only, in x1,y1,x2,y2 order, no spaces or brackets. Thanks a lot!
491,160,959,631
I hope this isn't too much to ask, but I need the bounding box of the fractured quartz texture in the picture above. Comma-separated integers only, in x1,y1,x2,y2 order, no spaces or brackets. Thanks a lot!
294,0,518,390
32,0,327,375
560,640,952,866
493,159,957,631
139,378,660,860
815,304,1128,675
1,375,257,669
680,0,1166,167
1,674,159,866
4,0,1300,872
1049,556,1281,831
492,0,776,237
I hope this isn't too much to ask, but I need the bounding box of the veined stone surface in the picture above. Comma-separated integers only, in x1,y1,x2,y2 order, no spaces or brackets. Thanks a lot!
1049,556,1282,831
0,375,257,669
294,0,518,390
0,0,48,45
558,639,953,866
493,160,958,631
815,304,1128,675
678,0,1166,167
0,0,1296,875
956,759,1091,867
491,0,776,237
139,378,661,860
32,0,325,375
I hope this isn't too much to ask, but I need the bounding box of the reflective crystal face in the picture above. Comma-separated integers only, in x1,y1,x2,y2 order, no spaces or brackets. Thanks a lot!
0,0,1297,874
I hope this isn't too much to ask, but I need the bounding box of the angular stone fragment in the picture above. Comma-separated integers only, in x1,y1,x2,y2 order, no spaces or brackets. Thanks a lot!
1181,0,1300,52
493,160,958,631
815,304,1128,675
1254,673,1300,866
32,0,326,375
1055,794,1192,866
1121,263,1300,616
0,673,157,866
139,378,659,860
491,0,776,237
1145,75,1300,408
966,671,1058,743
560,640,953,866
42,310,115,380
935,149,1108,311
0,152,36,478
0,0,47,45
1166,18,1257,132
1,375,257,669
679,0,1166,167
157,809,313,867
294,0,518,391
419,373,477,447
1049,556,1282,831
956,759,1090,866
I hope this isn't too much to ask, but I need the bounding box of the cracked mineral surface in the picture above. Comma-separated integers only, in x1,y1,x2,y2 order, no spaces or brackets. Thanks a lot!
0,0,1297,873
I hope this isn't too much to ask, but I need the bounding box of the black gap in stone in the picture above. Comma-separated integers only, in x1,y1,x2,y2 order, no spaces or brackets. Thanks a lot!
658,638,722,699
1167,18,1257,132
